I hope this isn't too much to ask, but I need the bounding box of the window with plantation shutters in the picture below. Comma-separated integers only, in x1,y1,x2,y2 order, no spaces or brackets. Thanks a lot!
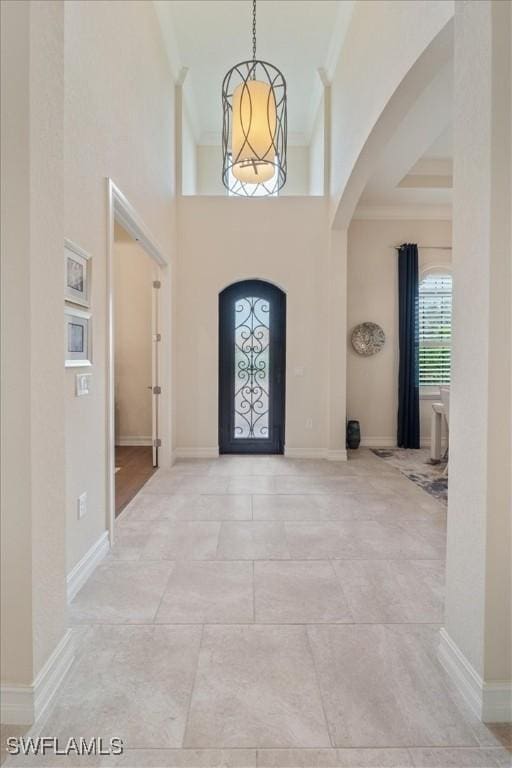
419,272,452,387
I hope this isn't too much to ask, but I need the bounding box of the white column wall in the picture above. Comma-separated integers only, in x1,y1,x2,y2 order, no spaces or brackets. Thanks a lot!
442,0,511,720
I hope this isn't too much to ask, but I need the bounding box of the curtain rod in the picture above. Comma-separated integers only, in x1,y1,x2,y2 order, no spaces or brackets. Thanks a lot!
390,245,452,250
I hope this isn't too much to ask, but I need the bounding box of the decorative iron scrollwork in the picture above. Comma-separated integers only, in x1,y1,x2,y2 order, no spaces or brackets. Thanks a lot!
234,297,270,438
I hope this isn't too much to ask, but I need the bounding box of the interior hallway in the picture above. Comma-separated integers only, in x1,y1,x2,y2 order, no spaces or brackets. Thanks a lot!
13,452,510,767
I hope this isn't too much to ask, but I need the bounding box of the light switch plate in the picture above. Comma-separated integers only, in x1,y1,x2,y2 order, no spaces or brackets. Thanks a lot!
76,373,91,396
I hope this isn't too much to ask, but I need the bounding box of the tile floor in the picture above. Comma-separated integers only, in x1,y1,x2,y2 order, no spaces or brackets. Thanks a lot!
5,451,511,767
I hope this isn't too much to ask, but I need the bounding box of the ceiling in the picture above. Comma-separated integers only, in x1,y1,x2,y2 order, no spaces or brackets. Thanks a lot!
159,0,350,145
359,59,453,210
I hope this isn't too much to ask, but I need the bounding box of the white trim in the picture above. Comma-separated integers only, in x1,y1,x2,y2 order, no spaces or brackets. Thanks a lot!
174,447,219,459
285,448,328,459
115,436,153,447
1,631,74,725
360,437,397,448
353,204,452,221
326,449,348,462
438,628,512,723
66,531,110,603
107,179,172,545
361,437,439,449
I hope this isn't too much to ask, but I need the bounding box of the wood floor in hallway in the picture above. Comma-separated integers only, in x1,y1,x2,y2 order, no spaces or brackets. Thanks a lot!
9,452,511,767
115,445,157,517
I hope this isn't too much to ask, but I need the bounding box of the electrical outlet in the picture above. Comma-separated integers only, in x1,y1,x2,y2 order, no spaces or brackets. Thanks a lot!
77,492,87,519
305,418,313,429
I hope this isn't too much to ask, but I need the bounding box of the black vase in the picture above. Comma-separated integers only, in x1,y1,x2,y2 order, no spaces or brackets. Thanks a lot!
346,420,361,449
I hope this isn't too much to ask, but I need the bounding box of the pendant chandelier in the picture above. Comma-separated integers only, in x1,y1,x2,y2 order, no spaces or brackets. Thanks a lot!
222,0,287,197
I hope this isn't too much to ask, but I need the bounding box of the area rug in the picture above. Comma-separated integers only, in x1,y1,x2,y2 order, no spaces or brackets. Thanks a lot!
371,448,448,505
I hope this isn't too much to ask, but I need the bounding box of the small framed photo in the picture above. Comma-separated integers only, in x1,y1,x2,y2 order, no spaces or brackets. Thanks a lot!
65,307,92,367
65,239,91,307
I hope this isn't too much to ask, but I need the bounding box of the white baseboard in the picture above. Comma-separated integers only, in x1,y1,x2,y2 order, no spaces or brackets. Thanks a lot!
66,530,110,602
438,628,512,723
326,449,348,462
1,630,75,725
360,437,446,451
174,447,220,459
360,438,397,448
285,448,327,459
116,436,152,447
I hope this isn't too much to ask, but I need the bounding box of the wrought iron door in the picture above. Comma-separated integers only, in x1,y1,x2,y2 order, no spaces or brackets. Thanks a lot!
219,280,286,454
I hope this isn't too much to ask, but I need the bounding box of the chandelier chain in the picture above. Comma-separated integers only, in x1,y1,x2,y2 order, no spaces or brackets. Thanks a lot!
252,0,256,60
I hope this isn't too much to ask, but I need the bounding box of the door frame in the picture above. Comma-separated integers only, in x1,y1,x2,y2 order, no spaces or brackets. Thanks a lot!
219,279,286,455
106,179,170,544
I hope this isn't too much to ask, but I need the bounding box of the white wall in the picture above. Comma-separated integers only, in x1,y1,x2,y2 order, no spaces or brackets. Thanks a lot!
1,0,67,693
196,145,310,196
176,197,335,456
181,98,197,195
114,237,154,445
196,145,224,195
347,218,452,447
443,0,511,706
64,0,176,574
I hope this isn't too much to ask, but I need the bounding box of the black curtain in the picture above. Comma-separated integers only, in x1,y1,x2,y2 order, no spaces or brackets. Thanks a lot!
397,243,420,448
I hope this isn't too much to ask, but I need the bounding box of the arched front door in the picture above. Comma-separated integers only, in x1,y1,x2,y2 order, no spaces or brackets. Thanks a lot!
219,280,286,454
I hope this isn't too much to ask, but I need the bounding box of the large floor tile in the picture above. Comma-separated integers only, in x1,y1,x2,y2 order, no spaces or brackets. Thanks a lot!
409,747,510,768
333,560,444,622
307,624,478,747
256,748,413,767
285,521,441,560
408,748,507,766
107,748,256,767
155,561,254,623
144,474,229,495
272,476,372,495
227,476,276,494
123,493,252,522
108,524,151,560
39,626,202,749
69,561,173,623
216,522,290,560
252,494,373,522
255,561,352,623
141,521,220,560
184,625,331,748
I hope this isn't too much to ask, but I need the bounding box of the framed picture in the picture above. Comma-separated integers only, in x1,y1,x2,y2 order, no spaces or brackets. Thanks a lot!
65,239,91,307
64,307,92,367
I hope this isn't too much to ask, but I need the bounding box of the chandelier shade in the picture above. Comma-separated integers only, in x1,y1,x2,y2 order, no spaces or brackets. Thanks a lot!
231,79,277,183
221,2,287,197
